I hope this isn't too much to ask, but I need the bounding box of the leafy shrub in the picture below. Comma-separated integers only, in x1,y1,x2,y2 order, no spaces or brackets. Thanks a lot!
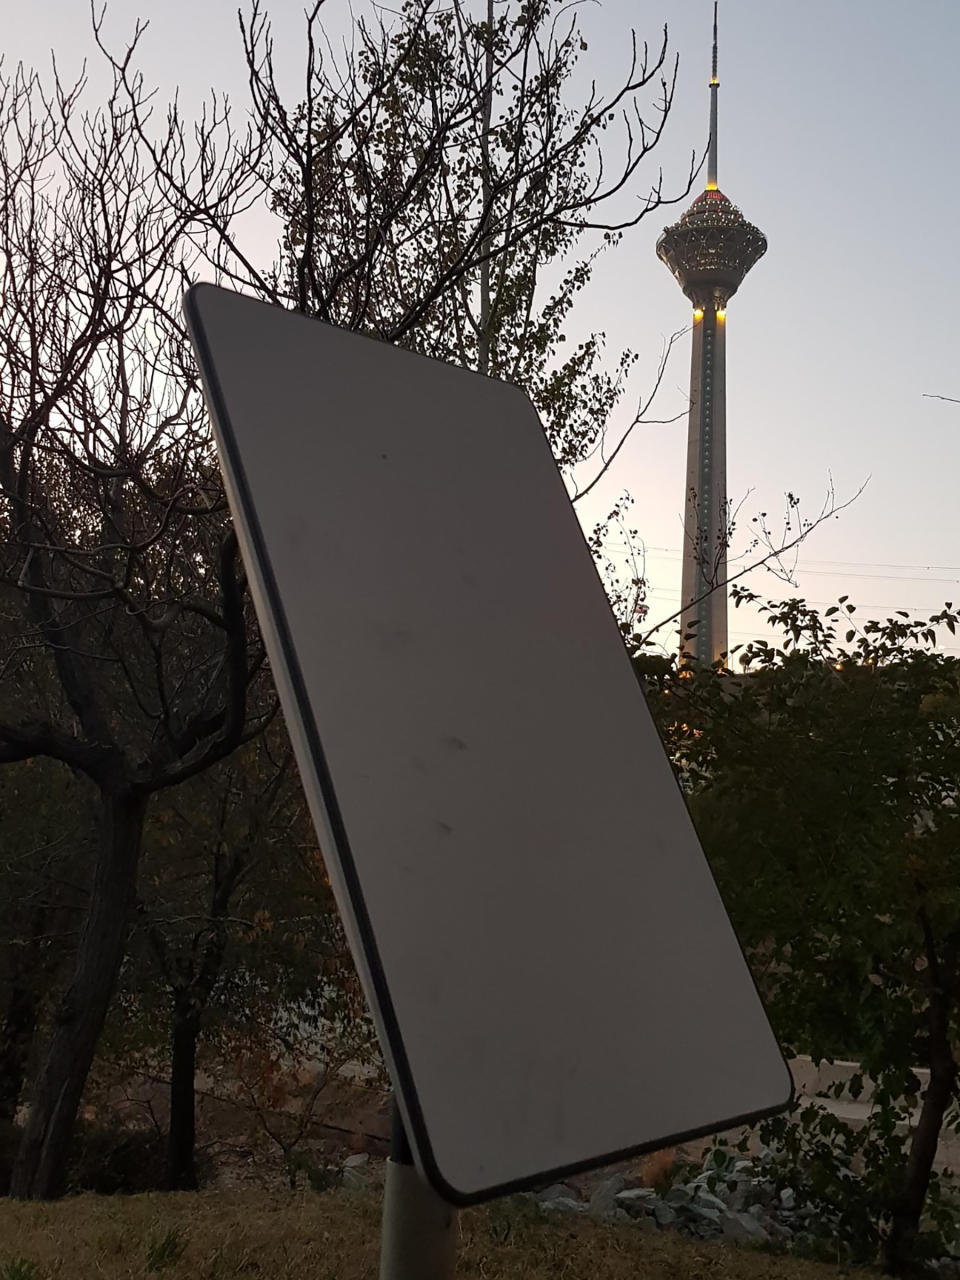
752,1096,960,1270
66,1123,165,1194
285,1150,341,1192
66,1122,211,1194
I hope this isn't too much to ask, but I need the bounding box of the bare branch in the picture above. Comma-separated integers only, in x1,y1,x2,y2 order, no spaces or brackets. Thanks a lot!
637,480,871,652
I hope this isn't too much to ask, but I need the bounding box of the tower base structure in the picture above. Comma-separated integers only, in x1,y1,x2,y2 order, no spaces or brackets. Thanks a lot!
679,300,728,668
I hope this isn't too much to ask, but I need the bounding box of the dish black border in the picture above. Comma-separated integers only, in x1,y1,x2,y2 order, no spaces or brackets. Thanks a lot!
183,282,795,1206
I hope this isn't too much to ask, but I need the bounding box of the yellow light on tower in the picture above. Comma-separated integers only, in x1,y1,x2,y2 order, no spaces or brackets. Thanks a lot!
693,308,704,320
716,308,726,321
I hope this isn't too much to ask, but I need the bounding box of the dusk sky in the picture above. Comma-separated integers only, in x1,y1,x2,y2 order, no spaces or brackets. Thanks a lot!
4,1,959,656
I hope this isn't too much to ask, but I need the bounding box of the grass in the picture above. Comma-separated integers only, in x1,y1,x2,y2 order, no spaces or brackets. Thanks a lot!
0,1188,878,1279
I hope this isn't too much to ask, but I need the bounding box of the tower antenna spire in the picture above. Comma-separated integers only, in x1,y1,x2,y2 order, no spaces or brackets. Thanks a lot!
707,1,719,190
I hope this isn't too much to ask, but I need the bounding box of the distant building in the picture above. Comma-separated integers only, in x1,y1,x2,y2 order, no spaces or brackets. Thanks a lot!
656,4,766,666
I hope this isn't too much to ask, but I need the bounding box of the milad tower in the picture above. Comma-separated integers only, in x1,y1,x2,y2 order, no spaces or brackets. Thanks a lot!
656,4,766,666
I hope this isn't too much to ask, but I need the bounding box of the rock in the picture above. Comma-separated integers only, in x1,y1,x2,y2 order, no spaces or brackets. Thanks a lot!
765,1217,794,1243
721,1211,770,1244
779,1186,796,1211
588,1174,626,1217
539,1196,583,1216
691,1171,735,1201
664,1184,692,1207
653,1202,678,1227
533,1183,578,1206
693,1189,730,1215
614,1187,658,1217
339,1152,372,1189
688,1204,722,1228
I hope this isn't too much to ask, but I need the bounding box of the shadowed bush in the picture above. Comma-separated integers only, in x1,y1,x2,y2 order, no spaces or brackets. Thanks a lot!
65,1123,212,1195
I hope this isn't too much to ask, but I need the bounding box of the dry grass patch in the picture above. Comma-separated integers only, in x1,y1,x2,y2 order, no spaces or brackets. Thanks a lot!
0,1188,877,1279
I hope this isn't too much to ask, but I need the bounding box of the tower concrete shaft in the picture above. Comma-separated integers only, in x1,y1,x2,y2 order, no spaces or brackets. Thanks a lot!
682,302,728,665
655,2,766,666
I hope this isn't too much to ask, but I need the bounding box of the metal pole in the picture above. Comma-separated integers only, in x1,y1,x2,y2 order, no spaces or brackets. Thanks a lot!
379,1100,458,1280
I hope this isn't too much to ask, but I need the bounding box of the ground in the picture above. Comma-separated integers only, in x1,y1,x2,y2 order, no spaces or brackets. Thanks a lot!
0,1187,879,1279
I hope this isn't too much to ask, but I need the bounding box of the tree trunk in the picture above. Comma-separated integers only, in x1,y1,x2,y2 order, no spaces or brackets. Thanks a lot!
0,979,38,1124
165,922,230,1192
9,789,147,1200
166,995,200,1190
882,1003,957,1274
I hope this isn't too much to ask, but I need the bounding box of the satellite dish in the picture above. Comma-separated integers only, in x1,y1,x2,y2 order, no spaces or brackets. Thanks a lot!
185,283,792,1204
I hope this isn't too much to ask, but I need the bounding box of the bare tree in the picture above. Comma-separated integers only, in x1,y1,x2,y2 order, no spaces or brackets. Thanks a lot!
239,0,692,328
0,53,270,1197
101,0,696,484
135,750,296,1190
126,733,360,1192
0,758,95,1126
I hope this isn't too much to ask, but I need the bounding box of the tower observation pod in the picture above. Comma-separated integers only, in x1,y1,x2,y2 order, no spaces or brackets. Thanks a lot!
656,2,766,667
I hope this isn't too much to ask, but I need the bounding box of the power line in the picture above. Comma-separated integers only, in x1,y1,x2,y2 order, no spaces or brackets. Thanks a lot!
643,587,951,613
640,545,960,573
601,541,960,586
777,569,960,585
